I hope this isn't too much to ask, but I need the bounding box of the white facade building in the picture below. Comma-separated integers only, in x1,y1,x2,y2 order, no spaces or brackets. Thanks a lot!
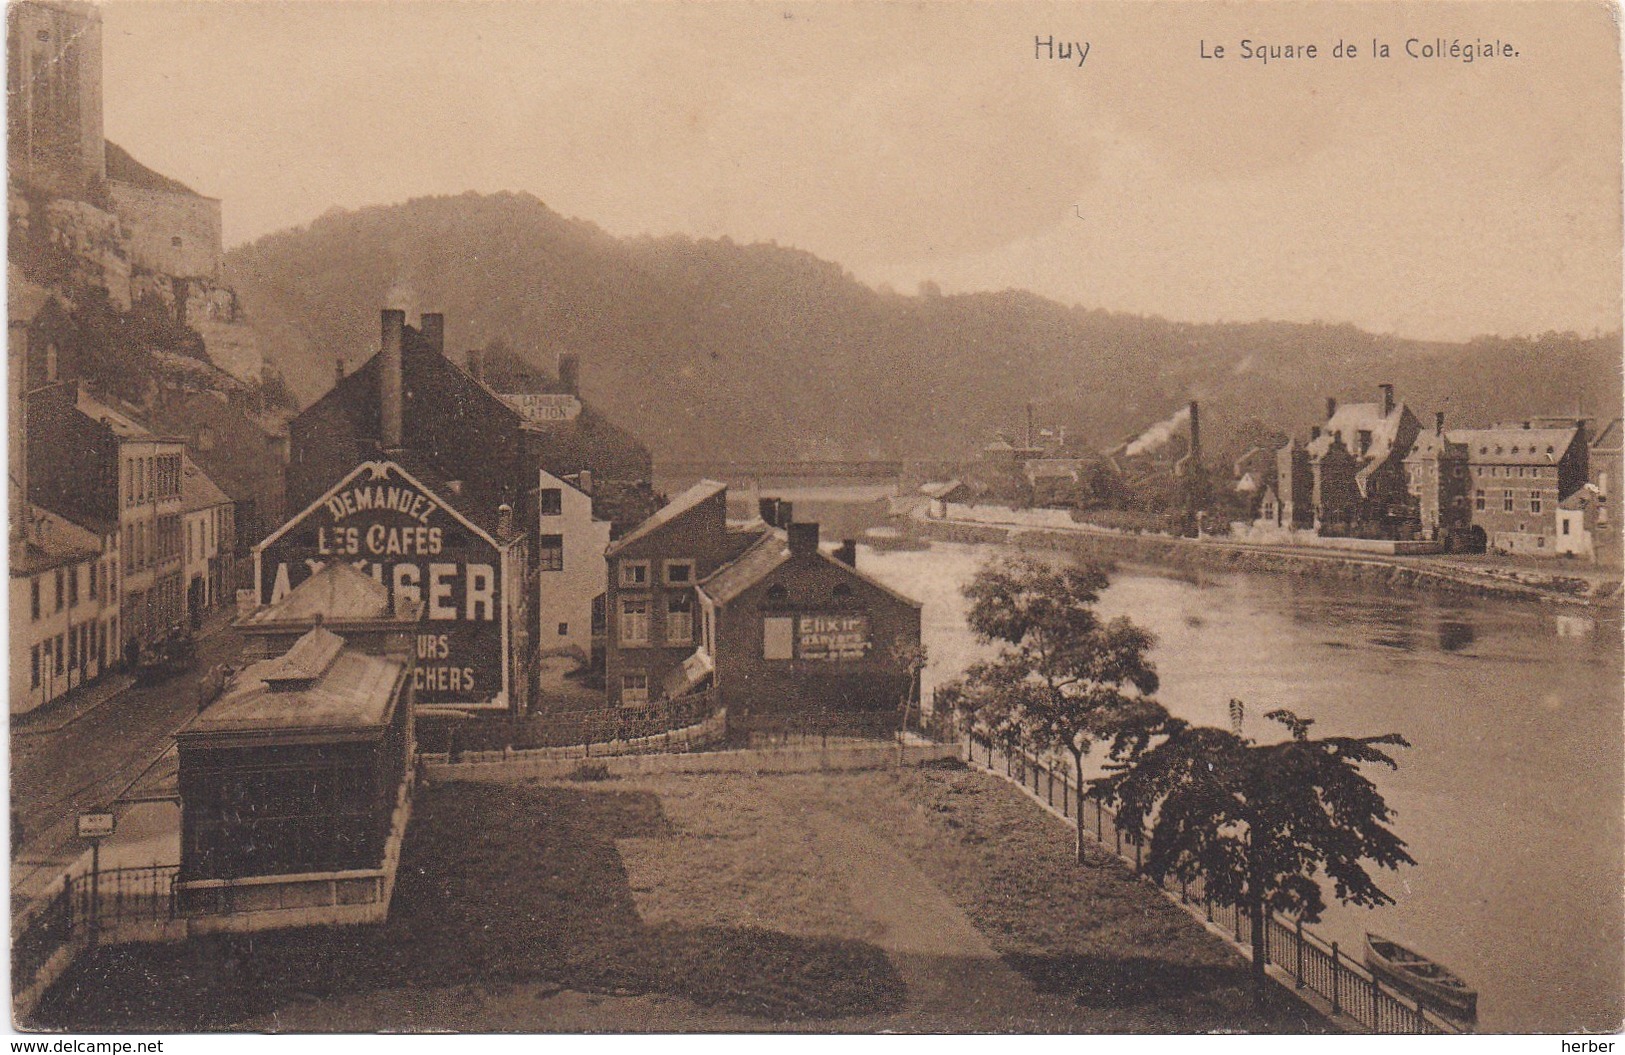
535,469,611,663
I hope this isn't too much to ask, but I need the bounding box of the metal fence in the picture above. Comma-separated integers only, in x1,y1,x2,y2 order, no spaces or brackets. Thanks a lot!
969,735,1463,1035
12,862,180,993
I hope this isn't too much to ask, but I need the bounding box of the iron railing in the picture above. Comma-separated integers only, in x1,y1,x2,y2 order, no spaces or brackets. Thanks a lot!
969,735,1463,1035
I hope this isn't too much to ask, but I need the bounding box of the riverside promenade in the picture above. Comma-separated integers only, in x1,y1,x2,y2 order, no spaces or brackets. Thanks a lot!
911,504,1622,608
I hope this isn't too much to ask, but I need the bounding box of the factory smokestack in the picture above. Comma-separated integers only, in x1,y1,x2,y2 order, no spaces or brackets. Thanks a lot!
1187,400,1200,465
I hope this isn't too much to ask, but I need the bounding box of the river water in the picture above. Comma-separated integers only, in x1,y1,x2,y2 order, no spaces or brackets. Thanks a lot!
858,538,1623,1033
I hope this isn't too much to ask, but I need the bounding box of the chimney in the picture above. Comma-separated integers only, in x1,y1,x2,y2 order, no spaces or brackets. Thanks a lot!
497,502,514,540
788,521,819,557
420,313,445,357
1379,383,1394,418
1187,400,1200,464
1026,402,1035,448
776,500,793,528
834,539,858,568
467,348,484,385
1326,397,1338,420
380,309,405,449
758,497,779,525
577,469,593,496
334,356,345,388
558,354,580,395
1435,411,1446,436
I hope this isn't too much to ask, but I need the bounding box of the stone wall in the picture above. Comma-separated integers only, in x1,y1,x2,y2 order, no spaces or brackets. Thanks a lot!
106,181,221,280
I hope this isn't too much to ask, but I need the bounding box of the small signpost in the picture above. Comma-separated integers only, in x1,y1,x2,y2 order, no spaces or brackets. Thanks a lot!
78,812,115,944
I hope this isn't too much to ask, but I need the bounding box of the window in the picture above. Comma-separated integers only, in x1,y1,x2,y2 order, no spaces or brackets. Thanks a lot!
558,622,569,637
54,635,64,675
538,534,564,572
68,627,77,670
763,616,794,660
1503,490,1514,513
619,561,650,588
619,597,650,646
170,236,182,248
540,488,562,516
89,563,98,602
1562,519,1571,536
54,569,64,612
621,672,649,707
664,560,694,585
67,566,78,608
31,646,40,689
666,593,694,645
30,579,40,621
1529,493,1542,514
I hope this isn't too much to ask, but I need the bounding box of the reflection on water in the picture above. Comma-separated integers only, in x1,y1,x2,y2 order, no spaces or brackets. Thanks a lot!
858,538,1623,1033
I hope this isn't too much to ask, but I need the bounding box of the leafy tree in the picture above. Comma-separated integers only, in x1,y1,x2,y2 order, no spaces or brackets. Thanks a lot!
959,556,1164,861
1093,707,1414,1000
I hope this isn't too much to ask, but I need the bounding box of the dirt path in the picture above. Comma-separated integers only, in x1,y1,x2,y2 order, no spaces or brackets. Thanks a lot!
796,803,1061,1030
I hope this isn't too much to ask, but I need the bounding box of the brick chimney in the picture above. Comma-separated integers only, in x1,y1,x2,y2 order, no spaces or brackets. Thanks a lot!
380,309,404,449
497,502,514,541
1436,411,1446,436
420,313,445,357
1187,400,1200,464
788,521,819,557
776,500,793,528
1379,383,1394,418
758,497,779,525
467,348,484,385
834,539,858,568
1326,397,1338,420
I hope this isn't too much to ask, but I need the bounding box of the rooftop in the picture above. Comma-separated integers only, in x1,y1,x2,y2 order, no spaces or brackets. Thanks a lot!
1447,426,1580,465
607,479,726,555
239,557,423,627
183,627,407,742
180,455,232,514
699,526,922,610
11,506,101,576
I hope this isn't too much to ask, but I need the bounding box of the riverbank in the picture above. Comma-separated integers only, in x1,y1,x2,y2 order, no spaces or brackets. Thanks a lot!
910,512,1622,609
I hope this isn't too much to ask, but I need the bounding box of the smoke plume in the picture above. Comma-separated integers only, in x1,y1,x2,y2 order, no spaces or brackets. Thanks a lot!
1124,405,1191,457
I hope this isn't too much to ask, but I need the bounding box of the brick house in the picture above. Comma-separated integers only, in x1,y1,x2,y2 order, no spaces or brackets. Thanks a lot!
1450,422,1589,556
1303,386,1423,537
697,521,922,732
1403,413,1473,544
602,481,763,708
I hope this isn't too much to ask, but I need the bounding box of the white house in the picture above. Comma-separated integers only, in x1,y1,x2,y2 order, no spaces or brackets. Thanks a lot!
181,454,234,628
535,469,612,664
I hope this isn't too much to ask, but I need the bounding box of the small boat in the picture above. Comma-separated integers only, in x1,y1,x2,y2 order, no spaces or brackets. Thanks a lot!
1364,933,1478,1021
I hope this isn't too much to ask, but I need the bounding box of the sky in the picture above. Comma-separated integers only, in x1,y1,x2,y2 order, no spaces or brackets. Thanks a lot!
99,0,1622,342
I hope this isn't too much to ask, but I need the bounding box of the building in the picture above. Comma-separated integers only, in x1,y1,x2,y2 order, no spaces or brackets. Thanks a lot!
918,479,970,519
603,481,765,708
10,506,117,713
146,386,289,552
180,454,234,629
26,381,187,653
104,141,222,282
255,457,528,713
1587,418,1621,563
235,560,424,664
286,312,652,540
1272,438,1315,530
1303,386,1422,537
173,624,414,931
1556,486,1604,561
534,468,610,665
1402,413,1472,544
1449,421,1589,556
696,520,922,732
6,1,105,198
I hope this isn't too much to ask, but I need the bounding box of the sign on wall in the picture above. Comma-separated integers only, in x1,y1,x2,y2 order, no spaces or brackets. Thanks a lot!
257,461,504,705
500,393,582,423
797,614,870,661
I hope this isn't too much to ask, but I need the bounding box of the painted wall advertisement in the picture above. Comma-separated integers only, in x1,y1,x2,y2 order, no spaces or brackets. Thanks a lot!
257,462,504,705
797,614,870,661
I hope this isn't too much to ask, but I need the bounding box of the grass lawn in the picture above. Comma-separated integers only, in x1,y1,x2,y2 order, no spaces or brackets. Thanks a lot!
30,761,1327,1033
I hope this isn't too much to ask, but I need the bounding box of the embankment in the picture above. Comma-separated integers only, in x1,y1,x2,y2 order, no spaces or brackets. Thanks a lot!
913,516,1621,608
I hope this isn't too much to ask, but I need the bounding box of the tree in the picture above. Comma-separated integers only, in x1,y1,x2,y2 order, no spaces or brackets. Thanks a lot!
1093,707,1414,1001
958,556,1164,861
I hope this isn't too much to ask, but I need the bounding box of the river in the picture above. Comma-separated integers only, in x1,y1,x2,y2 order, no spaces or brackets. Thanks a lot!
857,537,1623,1033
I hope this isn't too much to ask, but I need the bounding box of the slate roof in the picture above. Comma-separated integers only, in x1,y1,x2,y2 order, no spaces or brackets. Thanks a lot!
181,455,232,514
698,528,923,610
10,507,101,576
240,561,421,626
1307,402,1409,463
1591,419,1622,453
606,480,726,556
1447,427,1580,465
105,141,204,198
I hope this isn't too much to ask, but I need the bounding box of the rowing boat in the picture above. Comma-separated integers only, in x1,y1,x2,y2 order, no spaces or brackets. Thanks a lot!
1364,933,1478,1021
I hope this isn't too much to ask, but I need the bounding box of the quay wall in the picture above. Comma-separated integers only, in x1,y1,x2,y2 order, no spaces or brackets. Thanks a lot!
913,515,1617,608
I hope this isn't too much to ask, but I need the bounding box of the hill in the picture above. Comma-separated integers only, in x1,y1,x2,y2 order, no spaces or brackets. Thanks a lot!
224,192,1622,466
